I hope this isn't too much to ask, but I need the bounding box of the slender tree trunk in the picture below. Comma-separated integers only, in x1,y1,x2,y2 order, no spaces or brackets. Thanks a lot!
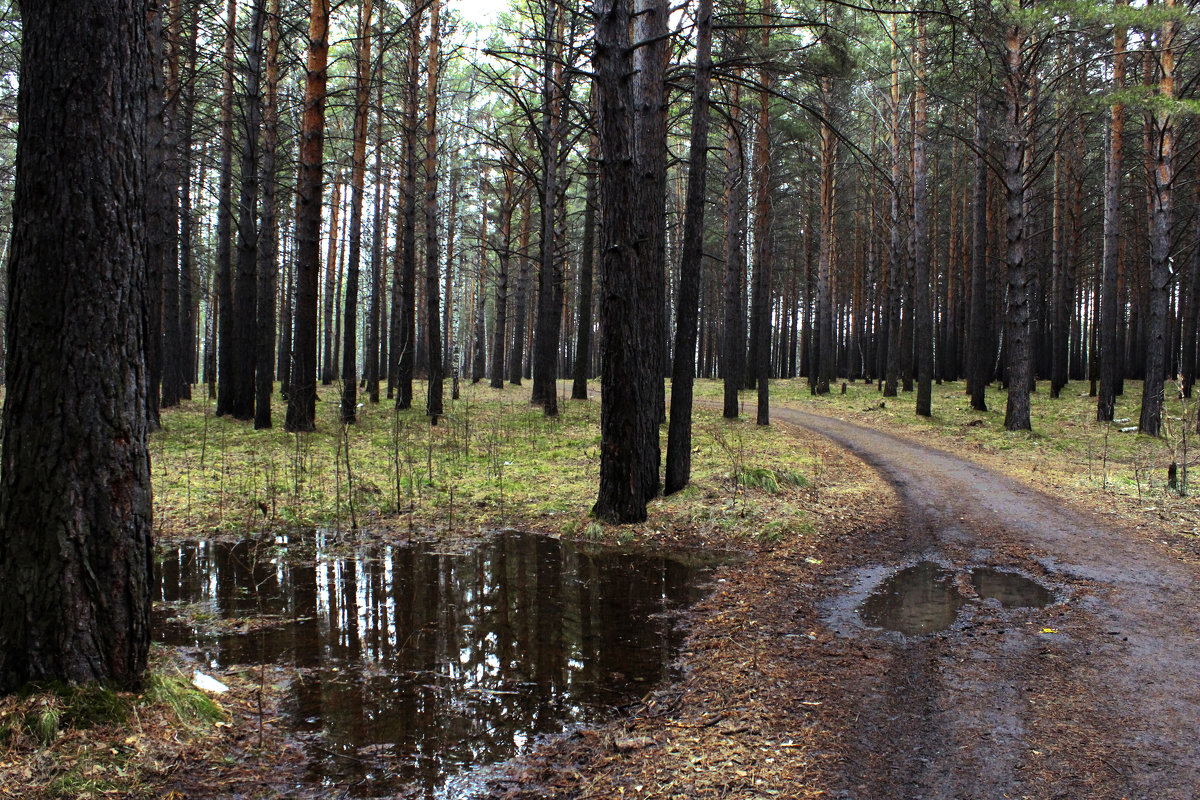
1097,6,1126,419
424,0,444,422
913,17,932,416
883,14,903,399
366,59,385,405
491,164,514,389
1003,19,1031,431
178,7,197,398
0,0,152,691
752,2,772,423
145,0,169,428
1139,0,1175,436
285,0,331,432
571,132,598,400
396,5,422,409
322,177,340,384
509,195,531,385
969,93,990,412
472,171,488,383
159,0,184,411
665,0,713,493
341,0,373,424
816,81,837,395
254,0,280,429
720,78,745,418
231,0,264,421
215,0,237,416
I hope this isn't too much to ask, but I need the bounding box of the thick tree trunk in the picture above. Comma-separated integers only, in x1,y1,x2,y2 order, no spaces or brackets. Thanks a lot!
665,0,713,493
816,82,837,395
254,0,280,429
285,0,331,432
593,0,653,523
0,0,152,691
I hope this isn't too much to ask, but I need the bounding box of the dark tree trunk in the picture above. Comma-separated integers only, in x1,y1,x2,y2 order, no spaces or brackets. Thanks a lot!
969,93,990,412
571,132,598,400
254,0,280,429
150,0,176,416
366,65,386,405
665,0,712,494
215,0,237,416
1003,22,1031,431
815,81,837,395
913,18,932,417
509,196,531,385
395,4,421,409
178,6,197,398
531,1,564,414
490,163,514,389
471,175,488,384
720,80,745,419
752,7,772,424
424,0,443,422
231,0,264,421
883,18,903,399
341,0,373,425
0,0,152,691
1139,4,1175,437
285,0,331,432
322,178,340,384
593,0,653,523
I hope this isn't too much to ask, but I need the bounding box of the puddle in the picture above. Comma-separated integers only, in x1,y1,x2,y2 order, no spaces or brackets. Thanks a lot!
859,562,1052,636
970,566,1053,608
156,530,725,798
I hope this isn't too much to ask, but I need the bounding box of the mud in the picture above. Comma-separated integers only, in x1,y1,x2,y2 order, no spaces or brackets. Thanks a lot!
778,406,1200,800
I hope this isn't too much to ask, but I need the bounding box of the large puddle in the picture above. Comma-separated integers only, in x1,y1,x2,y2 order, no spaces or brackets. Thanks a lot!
859,562,1052,636
156,531,724,798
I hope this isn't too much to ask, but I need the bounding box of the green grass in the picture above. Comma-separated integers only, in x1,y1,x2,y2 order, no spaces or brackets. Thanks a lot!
152,381,819,544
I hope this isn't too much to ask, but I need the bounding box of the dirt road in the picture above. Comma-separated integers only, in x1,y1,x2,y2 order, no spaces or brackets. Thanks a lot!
777,405,1200,800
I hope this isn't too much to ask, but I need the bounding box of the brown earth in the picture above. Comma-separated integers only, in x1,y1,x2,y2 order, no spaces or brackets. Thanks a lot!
489,401,1200,800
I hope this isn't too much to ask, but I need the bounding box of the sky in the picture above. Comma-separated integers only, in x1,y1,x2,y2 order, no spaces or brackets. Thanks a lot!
451,0,511,25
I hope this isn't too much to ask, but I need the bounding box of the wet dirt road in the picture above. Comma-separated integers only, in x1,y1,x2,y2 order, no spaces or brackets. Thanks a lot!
775,405,1200,800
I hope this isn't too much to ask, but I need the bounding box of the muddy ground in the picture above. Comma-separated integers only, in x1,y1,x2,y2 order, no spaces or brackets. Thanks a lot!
487,402,1200,800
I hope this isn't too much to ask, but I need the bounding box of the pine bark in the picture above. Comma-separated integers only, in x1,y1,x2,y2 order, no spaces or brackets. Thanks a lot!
215,0,237,415
254,0,280,429
490,163,515,389
572,132,598,400
913,17,932,417
1003,20,1031,431
284,0,331,432
0,0,152,691
969,93,990,412
424,0,444,422
395,4,422,409
721,78,745,418
341,0,373,425
664,0,713,494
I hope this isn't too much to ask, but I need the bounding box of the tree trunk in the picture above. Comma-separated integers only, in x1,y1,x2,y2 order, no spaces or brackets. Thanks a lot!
1003,19,1031,432
215,0,237,416
883,14,903,399
395,4,421,409
471,170,488,384
322,177,340,384
752,3,772,423
509,195,531,385
285,0,331,432
1139,0,1175,436
913,17,932,417
366,59,386,405
720,77,745,419
0,0,152,691
254,0,280,429
665,0,713,493
593,0,652,523
491,162,514,389
969,93,990,412
178,7,198,398
341,0,373,424
816,80,837,395
571,132,598,400
424,0,444,422
231,0,264,421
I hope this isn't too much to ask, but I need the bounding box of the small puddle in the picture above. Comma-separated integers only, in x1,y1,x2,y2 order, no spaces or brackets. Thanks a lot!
859,562,1051,636
156,530,726,798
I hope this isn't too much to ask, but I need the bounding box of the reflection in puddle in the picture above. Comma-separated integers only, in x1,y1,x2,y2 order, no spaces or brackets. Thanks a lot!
156,531,723,798
970,567,1053,608
859,562,964,636
859,562,1052,636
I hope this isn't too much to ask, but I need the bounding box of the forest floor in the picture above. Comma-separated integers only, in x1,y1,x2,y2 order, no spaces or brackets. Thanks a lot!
5,378,1199,798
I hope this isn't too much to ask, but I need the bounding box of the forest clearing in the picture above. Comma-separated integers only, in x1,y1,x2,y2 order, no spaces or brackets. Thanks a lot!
4,379,1199,798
